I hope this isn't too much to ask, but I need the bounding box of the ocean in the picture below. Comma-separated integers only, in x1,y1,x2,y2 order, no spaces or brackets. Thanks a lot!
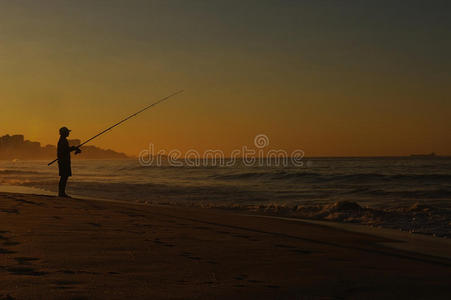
1,157,450,236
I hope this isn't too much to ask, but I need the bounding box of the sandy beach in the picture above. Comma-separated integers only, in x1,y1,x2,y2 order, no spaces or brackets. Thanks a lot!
0,192,449,299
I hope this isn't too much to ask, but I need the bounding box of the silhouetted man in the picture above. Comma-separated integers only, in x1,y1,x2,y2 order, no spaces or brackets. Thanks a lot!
57,127,81,197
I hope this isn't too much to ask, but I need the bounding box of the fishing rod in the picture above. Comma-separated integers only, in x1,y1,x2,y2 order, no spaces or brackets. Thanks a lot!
48,90,184,166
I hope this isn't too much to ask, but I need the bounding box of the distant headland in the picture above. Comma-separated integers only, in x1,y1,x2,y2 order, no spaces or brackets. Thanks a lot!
0,134,129,160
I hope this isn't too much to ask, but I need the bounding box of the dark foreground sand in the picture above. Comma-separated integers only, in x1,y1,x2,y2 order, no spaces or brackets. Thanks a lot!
0,192,450,299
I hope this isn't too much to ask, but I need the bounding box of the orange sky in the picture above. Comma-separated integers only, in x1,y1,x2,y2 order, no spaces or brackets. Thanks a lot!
1,1,450,157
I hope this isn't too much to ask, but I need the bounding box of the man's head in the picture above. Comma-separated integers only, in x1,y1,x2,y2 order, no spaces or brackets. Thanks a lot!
59,126,71,137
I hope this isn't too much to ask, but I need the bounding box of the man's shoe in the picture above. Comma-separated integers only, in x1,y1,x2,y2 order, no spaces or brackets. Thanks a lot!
58,193,71,198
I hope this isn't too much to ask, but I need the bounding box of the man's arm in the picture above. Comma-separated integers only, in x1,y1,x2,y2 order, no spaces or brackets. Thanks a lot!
70,146,82,154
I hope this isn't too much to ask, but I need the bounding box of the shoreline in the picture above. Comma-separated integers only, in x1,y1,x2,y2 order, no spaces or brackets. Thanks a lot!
1,183,449,241
240,214,451,260
0,191,450,299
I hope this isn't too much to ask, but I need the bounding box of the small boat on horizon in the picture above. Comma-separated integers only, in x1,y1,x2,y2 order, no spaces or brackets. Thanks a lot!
410,152,437,158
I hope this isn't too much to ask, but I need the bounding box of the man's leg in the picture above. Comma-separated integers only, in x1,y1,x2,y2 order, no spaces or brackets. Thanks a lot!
58,175,68,196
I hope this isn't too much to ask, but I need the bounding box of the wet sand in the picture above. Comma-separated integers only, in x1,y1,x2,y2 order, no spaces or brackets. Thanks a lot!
0,192,450,299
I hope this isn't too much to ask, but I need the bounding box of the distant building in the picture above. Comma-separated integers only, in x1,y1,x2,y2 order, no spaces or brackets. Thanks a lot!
0,134,128,160
11,134,24,145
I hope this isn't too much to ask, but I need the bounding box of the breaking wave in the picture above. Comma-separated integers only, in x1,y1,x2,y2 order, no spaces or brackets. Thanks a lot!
1,158,450,237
